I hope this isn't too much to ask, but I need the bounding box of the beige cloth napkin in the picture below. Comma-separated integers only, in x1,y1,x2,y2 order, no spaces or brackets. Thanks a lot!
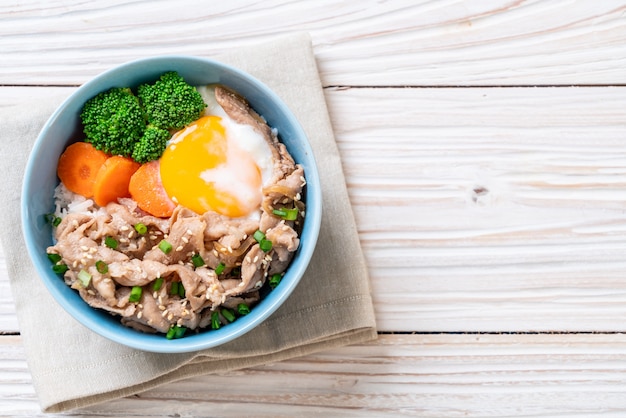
0,33,377,412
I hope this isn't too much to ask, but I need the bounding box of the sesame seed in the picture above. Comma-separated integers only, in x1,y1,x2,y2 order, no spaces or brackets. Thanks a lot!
153,291,158,299
87,289,95,295
176,245,184,252
80,258,87,265
72,260,78,268
282,198,289,204
243,234,248,240
103,278,111,284
158,305,166,311
158,296,163,305
128,230,135,239
213,250,219,257
86,254,94,260
167,313,173,321
137,311,143,319
253,255,259,263
295,193,301,201
119,238,129,243
301,211,305,218
150,235,157,241
181,236,189,244
80,245,89,251
245,256,252,263
161,310,169,317
72,220,79,227
120,226,129,232
255,280,262,288
138,303,143,309
89,247,97,254
227,245,233,253
186,229,193,235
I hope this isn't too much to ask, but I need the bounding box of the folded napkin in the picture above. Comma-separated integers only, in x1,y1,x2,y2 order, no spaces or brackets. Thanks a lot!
0,33,377,412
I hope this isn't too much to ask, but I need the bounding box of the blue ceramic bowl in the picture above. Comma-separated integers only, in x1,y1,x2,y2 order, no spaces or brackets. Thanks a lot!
21,56,321,353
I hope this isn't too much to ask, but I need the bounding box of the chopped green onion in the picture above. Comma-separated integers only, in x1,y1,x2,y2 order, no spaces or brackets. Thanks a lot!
104,236,118,249
95,260,108,274
129,286,142,303
221,308,236,323
211,311,221,329
269,273,282,289
46,213,62,227
52,263,69,275
77,269,92,287
153,277,164,291
174,325,186,338
134,223,148,235
170,281,179,296
214,262,225,275
158,240,172,254
166,325,186,340
237,303,250,315
259,238,273,252
178,282,185,298
191,253,205,268
253,230,265,242
231,266,241,276
272,207,299,221
47,253,62,263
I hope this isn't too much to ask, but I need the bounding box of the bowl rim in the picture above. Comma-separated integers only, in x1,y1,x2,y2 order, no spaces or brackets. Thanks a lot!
21,55,322,353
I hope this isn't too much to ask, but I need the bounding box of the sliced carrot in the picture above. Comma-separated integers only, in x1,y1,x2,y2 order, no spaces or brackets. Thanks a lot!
92,155,141,207
129,160,177,218
57,142,109,198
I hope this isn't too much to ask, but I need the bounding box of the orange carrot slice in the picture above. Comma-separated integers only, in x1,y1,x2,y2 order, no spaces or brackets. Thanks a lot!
92,155,141,207
57,142,109,198
129,160,176,218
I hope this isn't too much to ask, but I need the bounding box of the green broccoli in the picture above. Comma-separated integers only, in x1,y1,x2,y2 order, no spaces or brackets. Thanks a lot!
137,71,207,131
132,125,169,164
80,87,146,157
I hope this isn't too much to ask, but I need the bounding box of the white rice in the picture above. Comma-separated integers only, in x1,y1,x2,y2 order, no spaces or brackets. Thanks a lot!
53,183,103,218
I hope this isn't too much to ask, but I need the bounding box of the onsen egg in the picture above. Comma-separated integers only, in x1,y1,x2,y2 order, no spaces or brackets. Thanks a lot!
159,110,274,219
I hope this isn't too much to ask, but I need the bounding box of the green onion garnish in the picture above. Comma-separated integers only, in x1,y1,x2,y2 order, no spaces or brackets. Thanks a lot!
211,311,221,329
153,277,164,291
269,273,282,289
77,269,92,287
259,238,273,252
170,281,179,296
221,308,236,323
191,253,205,268
214,262,225,275
158,240,172,254
46,213,62,227
95,260,108,274
231,266,241,276
134,223,148,235
272,208,299,221
253,230,265,242
129,285,142,303
47,253,62,264
178,282,185,298
104,236,118,249
166,325,187,340
52,264,69,275
237,303,250,315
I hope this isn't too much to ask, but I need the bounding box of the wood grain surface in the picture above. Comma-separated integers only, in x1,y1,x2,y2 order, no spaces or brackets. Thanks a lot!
2,0,626,416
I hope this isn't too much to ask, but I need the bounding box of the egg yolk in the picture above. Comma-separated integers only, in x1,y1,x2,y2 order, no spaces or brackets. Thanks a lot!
159,115,263,218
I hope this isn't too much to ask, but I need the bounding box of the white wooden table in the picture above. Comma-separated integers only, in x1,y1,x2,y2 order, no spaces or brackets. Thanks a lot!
3,1,626,416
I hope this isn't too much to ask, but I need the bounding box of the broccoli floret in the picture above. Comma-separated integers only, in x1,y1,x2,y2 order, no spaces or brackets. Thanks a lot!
132,125,169,164
137,71,207,131
80,87,146,156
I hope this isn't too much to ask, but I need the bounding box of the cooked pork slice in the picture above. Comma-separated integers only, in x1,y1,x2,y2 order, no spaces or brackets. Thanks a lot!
144,209,206,264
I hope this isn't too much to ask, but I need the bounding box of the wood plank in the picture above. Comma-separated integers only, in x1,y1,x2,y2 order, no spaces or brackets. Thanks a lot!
1,0,625,86
2,86,626,333
3,333,626,416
